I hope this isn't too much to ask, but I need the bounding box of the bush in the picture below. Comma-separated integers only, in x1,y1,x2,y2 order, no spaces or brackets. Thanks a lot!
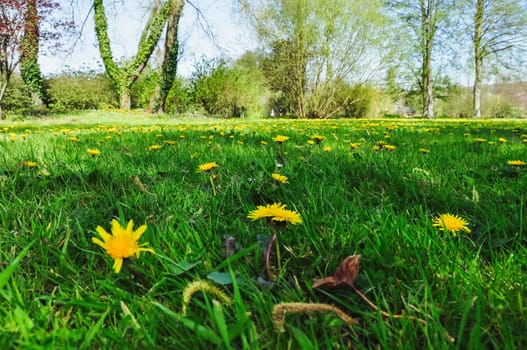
332,80,388,118
1,75,33,113
131,71,194,114
485,94,525,118
131,71,159,110
190,58,269,118
435,88,473,118
47,71,118,112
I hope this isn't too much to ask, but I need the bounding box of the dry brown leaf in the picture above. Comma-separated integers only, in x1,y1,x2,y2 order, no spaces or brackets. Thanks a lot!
133,175,147,193
312,255,361,289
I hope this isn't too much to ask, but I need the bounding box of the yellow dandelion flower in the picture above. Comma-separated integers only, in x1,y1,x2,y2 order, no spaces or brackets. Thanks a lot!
87,148,101,157
323,146,332,152
419,148,430,154
24,161,38,168
272,173,288,184
312,135,325,144
92,219,155,273
498,138,507,143
273,135,290,144
69,137,80,142
384,145,396,151
350,143,361,149
307,140,315,145
198,162,218,172
247,203,302,225
507,160,525,166
165,140,176,145
432,214,471,236
475,138,486,143
261,141,268,145
149,144,162,151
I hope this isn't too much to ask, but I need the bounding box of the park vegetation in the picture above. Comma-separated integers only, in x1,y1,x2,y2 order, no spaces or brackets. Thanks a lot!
0,114,526,348
1,0,527,119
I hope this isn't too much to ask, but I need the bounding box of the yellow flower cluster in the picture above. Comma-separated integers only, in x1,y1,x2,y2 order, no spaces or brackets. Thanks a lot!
247,203,302,225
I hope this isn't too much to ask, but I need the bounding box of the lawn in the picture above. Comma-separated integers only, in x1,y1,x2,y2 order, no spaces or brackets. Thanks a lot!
0,112,526,349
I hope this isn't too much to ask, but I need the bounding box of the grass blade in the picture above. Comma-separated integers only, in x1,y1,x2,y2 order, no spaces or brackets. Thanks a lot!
0,240,35,290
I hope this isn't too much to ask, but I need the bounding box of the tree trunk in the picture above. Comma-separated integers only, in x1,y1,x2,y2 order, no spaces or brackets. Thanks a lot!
20,0,49,108
473,55,482,118
93,0,171,111
0,82,7,119
473,0,484,118
423,48,434,119
120,90,132,111
423,73,434,119
157,0,184,113
420,0,435,119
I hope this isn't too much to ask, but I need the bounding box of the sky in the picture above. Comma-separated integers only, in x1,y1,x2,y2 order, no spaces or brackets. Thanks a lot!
39,0,257,77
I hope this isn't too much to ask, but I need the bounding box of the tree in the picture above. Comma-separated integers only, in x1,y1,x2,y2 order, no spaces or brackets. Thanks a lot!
0,0,70,118
238,0,386,118
471,0,527,117
93,0,173,110
387,0,455,119
0,0,23,118
156,0,184,113
20,0,48,109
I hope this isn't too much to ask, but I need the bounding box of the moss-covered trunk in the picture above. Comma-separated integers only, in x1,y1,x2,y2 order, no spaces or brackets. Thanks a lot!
20,0,49,109
156,0,184,113
93,0,171,110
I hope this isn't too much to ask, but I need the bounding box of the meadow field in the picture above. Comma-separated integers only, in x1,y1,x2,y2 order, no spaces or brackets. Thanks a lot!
0,112,526,349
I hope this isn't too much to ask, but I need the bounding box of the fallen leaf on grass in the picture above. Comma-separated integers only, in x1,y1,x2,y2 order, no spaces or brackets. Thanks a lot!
133,175,148,193
312,255,361,289
313,254,431,329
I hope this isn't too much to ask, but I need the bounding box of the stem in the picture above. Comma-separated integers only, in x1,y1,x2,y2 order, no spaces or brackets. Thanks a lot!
265,230,278,279
351,285,427,325
209,175,217,196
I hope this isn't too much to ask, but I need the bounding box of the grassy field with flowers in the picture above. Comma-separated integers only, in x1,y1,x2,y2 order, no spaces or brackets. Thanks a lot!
0,111,526,349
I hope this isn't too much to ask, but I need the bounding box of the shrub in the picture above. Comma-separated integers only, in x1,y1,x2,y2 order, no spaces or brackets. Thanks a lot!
190,58,269,118
1,75,33,113
332,81,388,118
47,71,118,112
485,94,525,118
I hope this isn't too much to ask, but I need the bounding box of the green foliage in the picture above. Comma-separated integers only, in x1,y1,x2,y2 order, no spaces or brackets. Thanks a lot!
131,71,193,114
20,60,50,106
93,0,173,109
47,72,118,112
436,90,473,118
191,58,269,118
0,115,526,348
130,70,160,109
164,78,193,114
1,76,33,113
331,80,389,118
487,98,525,118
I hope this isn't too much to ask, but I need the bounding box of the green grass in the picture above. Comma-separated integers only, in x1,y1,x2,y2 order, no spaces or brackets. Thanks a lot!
0,112,526,349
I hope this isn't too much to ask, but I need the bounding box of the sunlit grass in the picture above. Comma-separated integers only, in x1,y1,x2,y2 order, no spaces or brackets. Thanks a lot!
0,113,526,348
